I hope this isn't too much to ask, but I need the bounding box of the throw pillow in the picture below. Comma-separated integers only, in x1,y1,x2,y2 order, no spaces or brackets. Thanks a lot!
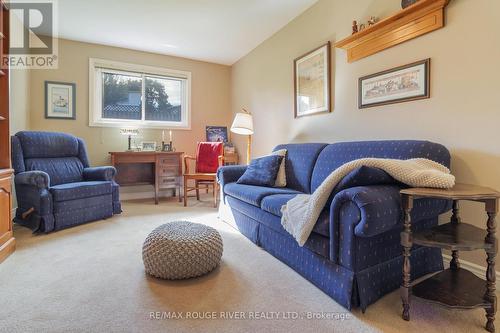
237,155,284,187
271,149,287,187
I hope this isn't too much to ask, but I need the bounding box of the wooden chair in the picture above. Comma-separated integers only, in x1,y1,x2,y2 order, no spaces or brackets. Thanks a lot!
183,142,224,208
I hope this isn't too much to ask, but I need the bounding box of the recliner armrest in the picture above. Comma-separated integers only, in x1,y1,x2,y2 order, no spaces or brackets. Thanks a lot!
217,165,247,187
83,166,117,181
15,171,50,189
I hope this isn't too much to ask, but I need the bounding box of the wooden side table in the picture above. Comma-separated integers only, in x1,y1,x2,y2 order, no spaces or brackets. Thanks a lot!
400,183,500,332
223,152,239,165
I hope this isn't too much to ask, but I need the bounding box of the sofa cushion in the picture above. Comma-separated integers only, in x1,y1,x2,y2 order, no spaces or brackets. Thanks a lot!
50,181,112,202
25,157,84,186
226,196,330,258
260,194,297,216
273,143,327,193
311,140,451,193
237,155,283,187
224,183,300,207
260,194,330,237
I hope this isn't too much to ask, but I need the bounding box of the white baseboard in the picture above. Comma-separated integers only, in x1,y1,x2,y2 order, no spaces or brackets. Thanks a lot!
442,254,499,279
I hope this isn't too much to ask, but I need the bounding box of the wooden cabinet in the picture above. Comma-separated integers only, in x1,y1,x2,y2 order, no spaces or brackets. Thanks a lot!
156,153,182,200
0,1,13,264
223,152,239,165
0,170,14,263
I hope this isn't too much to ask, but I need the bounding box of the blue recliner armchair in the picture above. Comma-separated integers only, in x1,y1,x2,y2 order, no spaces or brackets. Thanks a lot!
11,131,122,233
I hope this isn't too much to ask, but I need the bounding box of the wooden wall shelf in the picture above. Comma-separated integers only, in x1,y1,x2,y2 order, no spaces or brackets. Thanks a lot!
335,0,450,63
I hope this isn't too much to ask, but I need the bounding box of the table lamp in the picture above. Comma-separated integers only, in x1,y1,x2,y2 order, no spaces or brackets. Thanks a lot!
120,129,139,151
230,109,254,164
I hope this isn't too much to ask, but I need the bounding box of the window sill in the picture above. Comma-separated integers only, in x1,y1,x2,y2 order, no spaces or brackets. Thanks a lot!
89,120,191,130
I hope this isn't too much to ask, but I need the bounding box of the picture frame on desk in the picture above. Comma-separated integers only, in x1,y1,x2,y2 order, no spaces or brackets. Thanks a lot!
141,141,157,151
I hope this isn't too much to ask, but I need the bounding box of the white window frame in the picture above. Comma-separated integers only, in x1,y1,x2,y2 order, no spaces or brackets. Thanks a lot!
89,58,191,129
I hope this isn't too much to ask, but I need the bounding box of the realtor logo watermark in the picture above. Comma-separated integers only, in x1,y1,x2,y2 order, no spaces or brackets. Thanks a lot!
2,0,58,69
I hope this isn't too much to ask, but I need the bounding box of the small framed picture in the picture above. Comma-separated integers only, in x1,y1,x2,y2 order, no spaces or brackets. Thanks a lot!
294,42,331,118
45,81,76,119
141,141,157,151
359,59,430,109
206,126,229,143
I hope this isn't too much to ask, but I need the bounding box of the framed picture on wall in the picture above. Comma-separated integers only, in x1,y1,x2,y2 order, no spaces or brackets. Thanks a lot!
206,126,229,143
294,42,331,118
358,58,430,109
45,81,76,119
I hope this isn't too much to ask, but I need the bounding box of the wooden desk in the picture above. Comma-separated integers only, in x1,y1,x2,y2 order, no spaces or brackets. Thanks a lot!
110,151,183,204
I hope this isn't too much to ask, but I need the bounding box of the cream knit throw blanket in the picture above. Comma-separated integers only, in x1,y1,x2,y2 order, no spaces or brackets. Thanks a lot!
281,158,455,246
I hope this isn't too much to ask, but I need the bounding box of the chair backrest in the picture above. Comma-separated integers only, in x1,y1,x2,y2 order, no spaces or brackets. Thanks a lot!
195,142,223,173
11,131,90,186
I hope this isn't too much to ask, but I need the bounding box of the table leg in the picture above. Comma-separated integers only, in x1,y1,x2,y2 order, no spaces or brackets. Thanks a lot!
401,194,413,321
485,199,498,333
450,201,461,270
195,180,200,201
154,184,159,205
213,182,218,208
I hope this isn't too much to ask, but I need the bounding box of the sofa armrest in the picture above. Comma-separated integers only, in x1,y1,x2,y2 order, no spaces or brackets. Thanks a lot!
329,185,451,261
331,185,451,238
15,171,50,189
217,165,247,187
83,166,117,181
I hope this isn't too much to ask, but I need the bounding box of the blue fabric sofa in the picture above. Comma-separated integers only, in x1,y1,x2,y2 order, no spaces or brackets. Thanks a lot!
11,131,122,233
218,140,451,311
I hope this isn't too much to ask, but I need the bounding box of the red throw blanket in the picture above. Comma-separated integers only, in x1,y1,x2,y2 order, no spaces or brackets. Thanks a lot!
196,142,223,173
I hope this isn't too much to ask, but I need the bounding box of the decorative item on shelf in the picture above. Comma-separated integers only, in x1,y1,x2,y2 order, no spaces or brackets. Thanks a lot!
359,23,366,31
294,42,331,118
141,141,157,152
335,0,450,63
45,81,76,120
206,126,229,143
368,16,378,26
223,143,236,155
352,20,358,34
230,109,254,165
120,128,139,151
358,58,430,109
402,0,419,9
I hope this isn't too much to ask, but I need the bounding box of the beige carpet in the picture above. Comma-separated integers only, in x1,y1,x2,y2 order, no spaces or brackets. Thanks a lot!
0,197,492,333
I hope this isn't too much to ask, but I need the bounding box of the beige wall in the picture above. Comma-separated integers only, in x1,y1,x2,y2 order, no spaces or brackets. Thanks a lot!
231,0,500,268
9,70,30,134
29,38,232,167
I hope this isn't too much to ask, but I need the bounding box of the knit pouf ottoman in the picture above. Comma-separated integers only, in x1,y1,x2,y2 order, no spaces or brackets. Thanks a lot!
142,221,223,280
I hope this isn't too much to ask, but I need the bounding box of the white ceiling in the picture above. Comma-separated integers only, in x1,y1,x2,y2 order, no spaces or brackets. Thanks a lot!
52,0,319,65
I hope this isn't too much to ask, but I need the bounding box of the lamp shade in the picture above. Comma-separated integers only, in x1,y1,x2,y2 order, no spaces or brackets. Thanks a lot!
230,113,254,135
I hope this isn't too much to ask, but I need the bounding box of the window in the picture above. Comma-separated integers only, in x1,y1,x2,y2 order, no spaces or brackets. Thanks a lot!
89,58,191,129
